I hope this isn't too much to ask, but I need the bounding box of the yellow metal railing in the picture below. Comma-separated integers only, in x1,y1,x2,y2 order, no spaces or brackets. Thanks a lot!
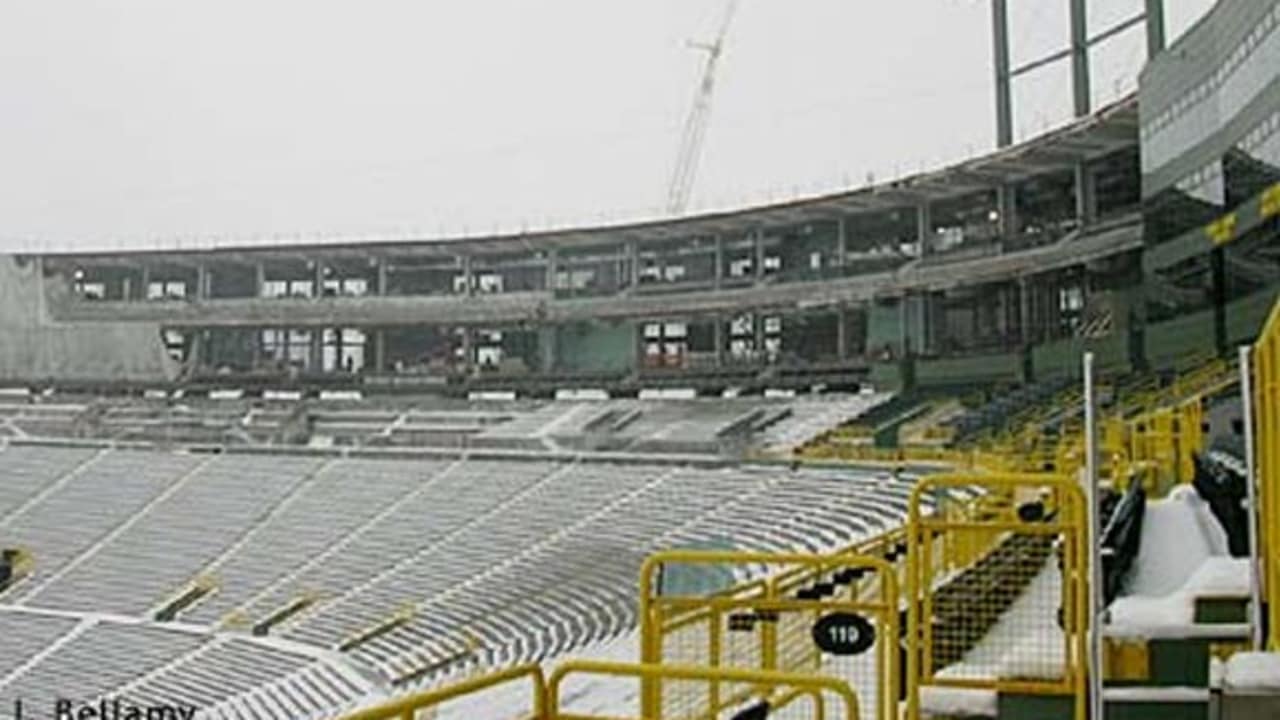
905,472,1089,720
638,549,899,720
550,660,859,720
339,659,860,720
1255,298,1280,650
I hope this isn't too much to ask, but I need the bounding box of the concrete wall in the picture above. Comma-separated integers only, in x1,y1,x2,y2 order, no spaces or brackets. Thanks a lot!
0,255,178,383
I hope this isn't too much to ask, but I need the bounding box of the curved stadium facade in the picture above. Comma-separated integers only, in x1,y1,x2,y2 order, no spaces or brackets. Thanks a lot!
0,1,1278,719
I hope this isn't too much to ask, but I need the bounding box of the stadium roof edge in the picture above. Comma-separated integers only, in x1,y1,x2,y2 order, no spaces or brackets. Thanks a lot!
36,95,1137,263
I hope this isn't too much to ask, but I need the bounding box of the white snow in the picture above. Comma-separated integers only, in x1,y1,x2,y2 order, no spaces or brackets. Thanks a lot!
919,685,997,718
1225,652,1280,690
919,558,1063,717
1107,592,1195,633
1102,686,1210,702
1104,487,1246,638
951,558,1066,681
1122,486,1228,597
1183,556,1251,597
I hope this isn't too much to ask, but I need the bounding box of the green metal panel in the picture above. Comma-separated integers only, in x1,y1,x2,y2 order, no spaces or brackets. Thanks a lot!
997,692,1075,720
1227,288,1280,345
554,321,635,373
915,352,1021,387
1148,638,1210,687
867,362,902,393
1034,333,1132,380
1145,310,1217,370
867,302,903,357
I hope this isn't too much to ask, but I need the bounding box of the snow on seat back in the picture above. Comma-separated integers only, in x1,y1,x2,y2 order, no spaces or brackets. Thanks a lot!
1122,485,1228,597
1107,485,1235,633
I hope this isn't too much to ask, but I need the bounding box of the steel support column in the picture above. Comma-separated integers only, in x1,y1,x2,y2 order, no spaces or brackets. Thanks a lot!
540,326,557,373
1145,0,1166,59
998,184,1019,241
1069,0,1091,118
373,259,387,373
461,255,474,296
713,316,725,367
834,217,848,269
916,202,933,257
1019,276,1033,344
1212,247,1229,357
373,330,386,373
195,264,210,301
991,0,1014,147
754,231,765,282
255,263,267,298
713,235,725,290
1075,162,1098,225
375,260,388,296
628,241,640,291
545,249,560,294
309,329,323,373
836,307,849,362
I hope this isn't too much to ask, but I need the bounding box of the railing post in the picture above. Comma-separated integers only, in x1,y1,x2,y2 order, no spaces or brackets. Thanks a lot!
1083,352,1105,720
1239,345,1265,650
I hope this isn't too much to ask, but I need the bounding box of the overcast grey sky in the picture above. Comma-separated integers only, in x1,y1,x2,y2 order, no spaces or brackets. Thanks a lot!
0,1,1214,251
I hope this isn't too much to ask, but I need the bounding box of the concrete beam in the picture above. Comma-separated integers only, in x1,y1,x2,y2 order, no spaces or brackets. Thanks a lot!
52,214,1143,328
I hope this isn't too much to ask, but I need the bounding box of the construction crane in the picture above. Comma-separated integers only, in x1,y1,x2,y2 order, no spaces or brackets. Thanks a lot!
665,0,740,216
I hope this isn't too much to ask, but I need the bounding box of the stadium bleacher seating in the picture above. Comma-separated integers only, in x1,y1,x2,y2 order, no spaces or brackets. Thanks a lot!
0,437,911,711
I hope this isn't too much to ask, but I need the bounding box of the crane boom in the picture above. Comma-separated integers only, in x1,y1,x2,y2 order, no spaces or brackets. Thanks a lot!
666,0,739,216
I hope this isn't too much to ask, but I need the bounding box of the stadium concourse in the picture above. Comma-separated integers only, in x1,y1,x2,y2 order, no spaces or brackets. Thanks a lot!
0,392,916,719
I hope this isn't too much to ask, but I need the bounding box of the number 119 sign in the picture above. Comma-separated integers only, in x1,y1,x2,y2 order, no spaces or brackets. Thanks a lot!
811,612,876,655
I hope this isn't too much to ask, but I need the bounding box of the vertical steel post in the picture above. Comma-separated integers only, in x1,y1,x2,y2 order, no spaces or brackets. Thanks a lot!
1083,352,1105,720
1145,0,1167,59
991,0,1014,147
1069,0,1092,118
1239,345,1265,650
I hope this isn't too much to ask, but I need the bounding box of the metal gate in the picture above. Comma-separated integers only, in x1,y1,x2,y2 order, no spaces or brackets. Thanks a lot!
904,473,1089,720
638,550,899,720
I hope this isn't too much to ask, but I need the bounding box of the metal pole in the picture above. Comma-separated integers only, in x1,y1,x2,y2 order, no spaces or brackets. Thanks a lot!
1083,351,1105,720
991,0,1014,147
1239,345,1265,650
1069,0,1092,118
1145,0,1167,59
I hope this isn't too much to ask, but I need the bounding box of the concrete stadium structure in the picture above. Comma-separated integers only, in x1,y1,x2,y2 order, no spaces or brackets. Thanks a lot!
7,62,1277,398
